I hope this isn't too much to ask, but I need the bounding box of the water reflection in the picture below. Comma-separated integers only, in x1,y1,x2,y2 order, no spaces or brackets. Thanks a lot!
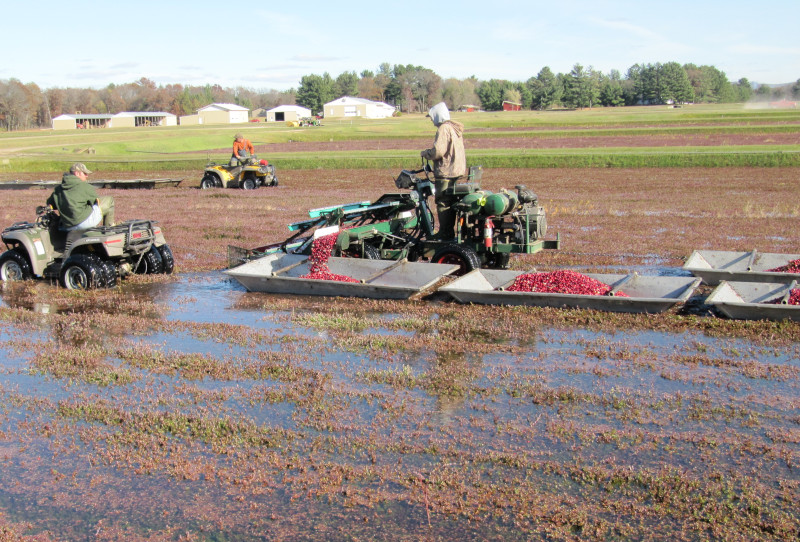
0,272,797,540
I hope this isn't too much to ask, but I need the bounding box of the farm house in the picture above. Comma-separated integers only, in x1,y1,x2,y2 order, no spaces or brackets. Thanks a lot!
323,97,395,119
180,103,250,126
265,105,312,122
502,101,522,111
52,112,177,130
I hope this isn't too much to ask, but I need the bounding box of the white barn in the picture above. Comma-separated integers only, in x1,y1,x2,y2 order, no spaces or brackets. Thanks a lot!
265,105,312,123
323,97,395,119
180,103,250,125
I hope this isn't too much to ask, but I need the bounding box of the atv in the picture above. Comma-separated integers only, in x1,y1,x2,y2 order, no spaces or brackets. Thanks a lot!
200,156,278,190
0,206,174,290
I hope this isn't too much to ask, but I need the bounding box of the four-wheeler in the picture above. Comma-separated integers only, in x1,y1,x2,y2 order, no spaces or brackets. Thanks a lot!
200,156,278,190
229,163,559,275
0,205,174,290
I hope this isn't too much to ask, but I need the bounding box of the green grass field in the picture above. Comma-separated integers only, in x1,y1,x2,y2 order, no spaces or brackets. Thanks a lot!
1,103,799,174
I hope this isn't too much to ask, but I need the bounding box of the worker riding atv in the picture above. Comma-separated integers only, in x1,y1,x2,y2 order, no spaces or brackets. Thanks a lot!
0,205,173,290
200,156,278,190
201,133,278,190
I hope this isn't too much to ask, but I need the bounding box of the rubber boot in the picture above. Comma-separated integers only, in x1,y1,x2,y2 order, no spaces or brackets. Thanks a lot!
434,178,456,240
436,203,456,241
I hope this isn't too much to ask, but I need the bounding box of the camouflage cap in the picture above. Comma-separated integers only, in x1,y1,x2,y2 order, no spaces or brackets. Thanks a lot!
70,163,92,175
234,133,243,140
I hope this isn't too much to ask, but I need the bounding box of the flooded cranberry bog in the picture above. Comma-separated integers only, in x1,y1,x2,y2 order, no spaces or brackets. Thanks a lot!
0,163,798,540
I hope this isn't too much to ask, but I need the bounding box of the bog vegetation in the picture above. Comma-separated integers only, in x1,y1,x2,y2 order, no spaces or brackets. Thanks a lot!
0,104,798,540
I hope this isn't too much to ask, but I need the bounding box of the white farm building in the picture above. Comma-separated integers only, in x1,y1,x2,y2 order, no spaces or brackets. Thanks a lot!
179,103,250,126
265,105,312,123
52,112,177,130
323,97,395,119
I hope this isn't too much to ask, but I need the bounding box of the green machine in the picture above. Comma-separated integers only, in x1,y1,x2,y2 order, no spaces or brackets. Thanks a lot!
229,163,559,275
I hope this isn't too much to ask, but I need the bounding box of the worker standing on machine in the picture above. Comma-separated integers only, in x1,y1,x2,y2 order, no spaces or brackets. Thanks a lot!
421,102,466,240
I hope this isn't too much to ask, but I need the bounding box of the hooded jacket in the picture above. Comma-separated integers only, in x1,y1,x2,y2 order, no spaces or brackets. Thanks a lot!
46,173,99,228
421,103,466,179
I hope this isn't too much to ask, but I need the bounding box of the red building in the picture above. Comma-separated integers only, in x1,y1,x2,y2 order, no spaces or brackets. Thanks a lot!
502,101,522,111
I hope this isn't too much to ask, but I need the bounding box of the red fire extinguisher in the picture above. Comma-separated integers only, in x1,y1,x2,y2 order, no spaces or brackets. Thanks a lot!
484,218,493,248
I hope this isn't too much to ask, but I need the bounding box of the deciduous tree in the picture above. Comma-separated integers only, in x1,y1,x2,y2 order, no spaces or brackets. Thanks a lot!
440,77,479,110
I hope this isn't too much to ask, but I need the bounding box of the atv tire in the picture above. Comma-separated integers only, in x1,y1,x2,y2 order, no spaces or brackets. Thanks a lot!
270,176,279,187
60,254,105,290
134,246,164,274
241,177,257,190
97,258,118,288
0,249,33,282
201,175,217,190
432,244,480,276
157,244,175,274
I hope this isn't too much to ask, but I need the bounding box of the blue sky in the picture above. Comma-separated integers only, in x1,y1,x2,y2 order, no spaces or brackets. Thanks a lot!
3,0,797,90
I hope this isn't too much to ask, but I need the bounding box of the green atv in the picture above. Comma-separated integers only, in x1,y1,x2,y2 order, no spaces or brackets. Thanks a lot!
0,205,173,290
200,156,278,190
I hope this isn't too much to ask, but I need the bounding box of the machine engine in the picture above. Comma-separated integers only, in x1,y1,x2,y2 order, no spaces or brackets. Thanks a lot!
452,183,547,245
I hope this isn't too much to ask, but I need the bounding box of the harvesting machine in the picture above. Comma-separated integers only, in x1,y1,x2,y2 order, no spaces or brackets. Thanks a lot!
228,163,559,274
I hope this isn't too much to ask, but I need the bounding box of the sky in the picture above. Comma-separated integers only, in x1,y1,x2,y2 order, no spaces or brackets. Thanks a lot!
2,0,798,91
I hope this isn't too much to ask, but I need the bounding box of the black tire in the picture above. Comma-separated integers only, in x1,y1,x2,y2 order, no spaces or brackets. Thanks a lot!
200,175,217,189
431,244,481,276
59,254,104,290
485,252,510,269
362,244,380,259
134,246,164,274
241,177,256,190
0,249,33,281
270,176,279,187
98,258,118,288
334,243,380,259
157,244,174,274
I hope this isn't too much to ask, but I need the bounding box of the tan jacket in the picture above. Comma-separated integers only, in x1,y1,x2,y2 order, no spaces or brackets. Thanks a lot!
421,120,466,179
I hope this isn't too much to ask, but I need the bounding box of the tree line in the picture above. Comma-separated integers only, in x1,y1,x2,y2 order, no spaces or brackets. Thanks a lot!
2,62,799,130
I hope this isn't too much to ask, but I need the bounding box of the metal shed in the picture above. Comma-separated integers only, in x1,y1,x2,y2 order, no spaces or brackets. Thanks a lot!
193,103,250,125
52,112,177,130
323,97,395,119
266,105,311,122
